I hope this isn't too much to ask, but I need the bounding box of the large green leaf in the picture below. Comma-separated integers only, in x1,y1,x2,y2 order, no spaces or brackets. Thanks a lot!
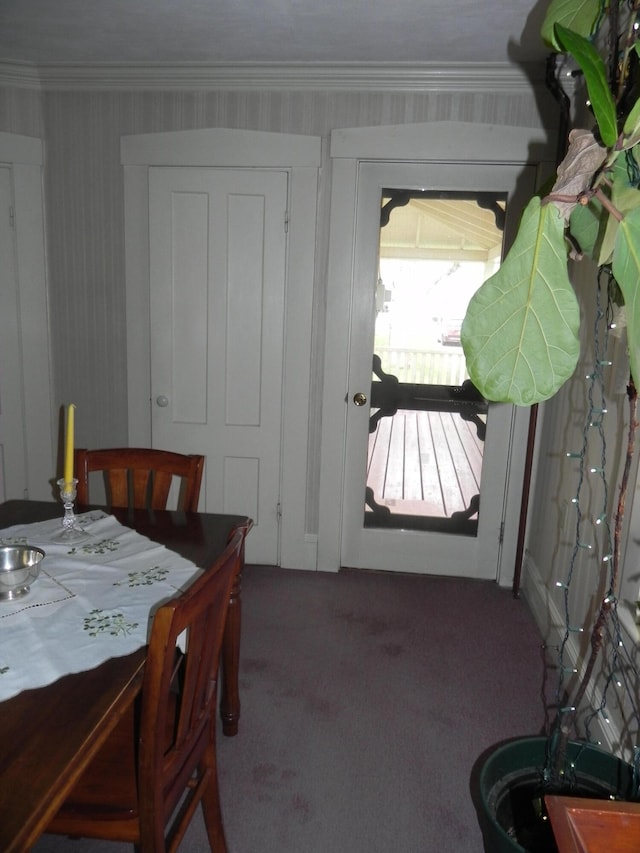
569,195,603,258
596,154,640,263
611,151,640,216
555,24,618,148
612,207,640,387
541,0,601,50
461,197,580,405
622,95,640,147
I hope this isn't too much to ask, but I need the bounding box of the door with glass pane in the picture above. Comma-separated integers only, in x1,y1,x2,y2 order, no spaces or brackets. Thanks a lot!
341,161,537,578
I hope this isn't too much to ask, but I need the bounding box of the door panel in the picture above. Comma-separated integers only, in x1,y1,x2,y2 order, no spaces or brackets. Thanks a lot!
149,167,288,564
341,161,537,578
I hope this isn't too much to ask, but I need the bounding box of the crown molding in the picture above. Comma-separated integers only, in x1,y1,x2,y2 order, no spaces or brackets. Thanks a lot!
0,62,43,90
0,60,547,93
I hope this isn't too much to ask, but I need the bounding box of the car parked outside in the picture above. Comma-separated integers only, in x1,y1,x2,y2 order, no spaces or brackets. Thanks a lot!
439,318,463,346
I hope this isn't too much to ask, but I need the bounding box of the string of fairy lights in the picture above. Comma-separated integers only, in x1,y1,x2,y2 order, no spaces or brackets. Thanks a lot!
552,267,640,791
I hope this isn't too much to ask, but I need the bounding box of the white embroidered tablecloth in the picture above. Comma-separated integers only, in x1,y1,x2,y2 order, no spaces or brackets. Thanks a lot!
0,511,202,702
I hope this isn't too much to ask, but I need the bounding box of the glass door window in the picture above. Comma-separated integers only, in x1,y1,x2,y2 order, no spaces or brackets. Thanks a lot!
365,191,506,535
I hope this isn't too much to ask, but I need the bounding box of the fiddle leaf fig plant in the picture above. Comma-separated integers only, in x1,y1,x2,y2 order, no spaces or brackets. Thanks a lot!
463,0,640,790
461,1,640,405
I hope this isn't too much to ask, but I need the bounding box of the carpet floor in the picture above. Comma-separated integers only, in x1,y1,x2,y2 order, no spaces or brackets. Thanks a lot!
34,564,547,852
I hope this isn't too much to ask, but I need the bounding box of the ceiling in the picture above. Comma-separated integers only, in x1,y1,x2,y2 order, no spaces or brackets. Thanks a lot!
380,197,504,261
0,0,550,66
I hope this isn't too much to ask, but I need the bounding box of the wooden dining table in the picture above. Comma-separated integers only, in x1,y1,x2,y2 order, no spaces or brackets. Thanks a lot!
0,499,252,853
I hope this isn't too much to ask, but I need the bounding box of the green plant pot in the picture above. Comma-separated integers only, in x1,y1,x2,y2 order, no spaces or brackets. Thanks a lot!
476,736,637,853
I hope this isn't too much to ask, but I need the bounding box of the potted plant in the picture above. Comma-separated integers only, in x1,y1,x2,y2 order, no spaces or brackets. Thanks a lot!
462,0,640,849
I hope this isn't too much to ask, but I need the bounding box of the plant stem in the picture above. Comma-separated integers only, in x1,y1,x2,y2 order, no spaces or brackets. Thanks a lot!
593,187,624,222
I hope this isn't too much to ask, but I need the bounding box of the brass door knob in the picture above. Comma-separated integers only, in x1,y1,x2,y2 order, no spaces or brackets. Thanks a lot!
353,392,367,406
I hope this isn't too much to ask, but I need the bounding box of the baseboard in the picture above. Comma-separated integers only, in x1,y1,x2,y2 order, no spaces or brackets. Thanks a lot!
279,533,318,572
302,534,318,571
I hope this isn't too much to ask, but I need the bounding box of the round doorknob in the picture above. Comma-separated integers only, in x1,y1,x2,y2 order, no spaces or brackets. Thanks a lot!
353,392,367,407
156,395,169,407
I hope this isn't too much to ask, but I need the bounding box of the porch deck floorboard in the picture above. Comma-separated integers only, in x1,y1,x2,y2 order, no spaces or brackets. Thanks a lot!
367,409,483,519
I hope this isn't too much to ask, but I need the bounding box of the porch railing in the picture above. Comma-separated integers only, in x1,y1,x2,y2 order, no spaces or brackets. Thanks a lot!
375,346,468,386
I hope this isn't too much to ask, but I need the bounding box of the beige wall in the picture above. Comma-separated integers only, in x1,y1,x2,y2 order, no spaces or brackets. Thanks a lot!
0,86,42,136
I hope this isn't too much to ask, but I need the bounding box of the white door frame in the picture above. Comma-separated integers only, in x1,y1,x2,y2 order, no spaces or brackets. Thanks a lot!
318,121,554,584
0,133,55,500
121,128,321,569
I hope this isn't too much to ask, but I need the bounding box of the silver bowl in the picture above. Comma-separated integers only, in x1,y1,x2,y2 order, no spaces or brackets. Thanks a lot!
0,545,46,600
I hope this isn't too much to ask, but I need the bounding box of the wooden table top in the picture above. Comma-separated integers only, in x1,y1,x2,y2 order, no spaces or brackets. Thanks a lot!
546,795,640,852
0,499,251,853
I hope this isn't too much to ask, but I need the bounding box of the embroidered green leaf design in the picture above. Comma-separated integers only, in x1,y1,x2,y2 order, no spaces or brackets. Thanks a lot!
113,566,170,587
83,609,139,638
69,538,119,556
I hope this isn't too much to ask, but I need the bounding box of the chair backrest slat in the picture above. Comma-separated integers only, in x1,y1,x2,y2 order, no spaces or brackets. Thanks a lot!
149,469,173,510
108,468,130,507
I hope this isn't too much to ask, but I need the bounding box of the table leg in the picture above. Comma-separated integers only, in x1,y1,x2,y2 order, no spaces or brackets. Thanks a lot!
220,562,242,737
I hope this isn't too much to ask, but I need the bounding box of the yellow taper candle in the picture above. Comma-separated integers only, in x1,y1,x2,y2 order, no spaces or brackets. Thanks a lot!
63,404,76,488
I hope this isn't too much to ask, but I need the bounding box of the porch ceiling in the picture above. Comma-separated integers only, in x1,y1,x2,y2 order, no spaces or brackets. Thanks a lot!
379,197,504,261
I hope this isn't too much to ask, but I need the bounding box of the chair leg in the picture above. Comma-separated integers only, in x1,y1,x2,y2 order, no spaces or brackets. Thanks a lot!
220,568,242,737
200,743,227,852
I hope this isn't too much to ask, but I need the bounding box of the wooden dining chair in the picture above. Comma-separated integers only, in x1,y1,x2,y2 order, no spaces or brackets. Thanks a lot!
74,447,205,512
45,526,245,853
